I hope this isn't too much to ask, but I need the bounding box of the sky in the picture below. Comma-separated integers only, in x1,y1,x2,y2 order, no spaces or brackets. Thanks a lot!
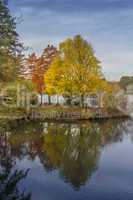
9,0,133,80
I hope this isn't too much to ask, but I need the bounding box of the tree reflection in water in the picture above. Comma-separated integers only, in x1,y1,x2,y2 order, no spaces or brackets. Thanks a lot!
0,119,129,191
0,131,31,200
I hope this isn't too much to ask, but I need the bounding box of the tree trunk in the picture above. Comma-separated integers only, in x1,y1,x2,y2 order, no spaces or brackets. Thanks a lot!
65,96,72,106
98,92,104,108
69,97,72,106
56,95,59,105
80,95,84,108
40,93,43,106
48,95,51,104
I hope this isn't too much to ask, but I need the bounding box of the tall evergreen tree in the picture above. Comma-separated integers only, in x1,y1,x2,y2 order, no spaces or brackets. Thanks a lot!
0,0,22,82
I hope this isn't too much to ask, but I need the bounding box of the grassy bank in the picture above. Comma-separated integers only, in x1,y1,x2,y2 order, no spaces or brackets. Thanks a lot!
0,107,26,120
0,105,128,122
31,106,128,121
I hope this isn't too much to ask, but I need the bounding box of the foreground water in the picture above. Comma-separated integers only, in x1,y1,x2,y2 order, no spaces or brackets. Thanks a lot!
0,119,133,200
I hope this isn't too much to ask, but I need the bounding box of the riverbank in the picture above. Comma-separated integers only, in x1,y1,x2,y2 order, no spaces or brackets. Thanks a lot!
0,107,26,120
31,106,129,121
1,106,128,121
0,106,129,122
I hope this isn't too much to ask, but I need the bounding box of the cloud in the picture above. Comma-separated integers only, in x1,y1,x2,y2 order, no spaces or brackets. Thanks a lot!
9,0,133,80
10,0,133,13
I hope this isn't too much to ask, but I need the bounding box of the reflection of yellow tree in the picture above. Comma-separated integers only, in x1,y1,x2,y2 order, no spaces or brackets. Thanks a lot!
41,123,101,189
42,133,67,168
40,120,127,189
7,119,128,190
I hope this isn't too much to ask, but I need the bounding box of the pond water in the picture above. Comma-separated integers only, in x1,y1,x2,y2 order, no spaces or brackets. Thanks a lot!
0,119,133,200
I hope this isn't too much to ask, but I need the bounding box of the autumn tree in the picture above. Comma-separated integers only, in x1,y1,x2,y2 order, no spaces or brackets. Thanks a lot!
20,53,37,80
42,45,58,72
32,56,46,104
44,35,106,107
26,45,58,105
0,0,23,82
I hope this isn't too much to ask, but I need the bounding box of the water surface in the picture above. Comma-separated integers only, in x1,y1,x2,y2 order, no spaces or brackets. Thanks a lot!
0,119,133,200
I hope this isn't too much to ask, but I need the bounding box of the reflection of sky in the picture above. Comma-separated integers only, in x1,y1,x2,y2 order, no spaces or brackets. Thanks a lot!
17,129,133,200
9,0,133,80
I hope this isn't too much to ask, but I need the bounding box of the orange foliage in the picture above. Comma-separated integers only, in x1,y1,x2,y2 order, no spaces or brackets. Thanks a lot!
26,45,58,94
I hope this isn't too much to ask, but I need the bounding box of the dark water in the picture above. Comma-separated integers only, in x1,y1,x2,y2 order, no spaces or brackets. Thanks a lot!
0,119,133,200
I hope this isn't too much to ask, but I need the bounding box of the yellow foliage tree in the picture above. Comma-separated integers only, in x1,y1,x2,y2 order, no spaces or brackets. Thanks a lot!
44,35,107,107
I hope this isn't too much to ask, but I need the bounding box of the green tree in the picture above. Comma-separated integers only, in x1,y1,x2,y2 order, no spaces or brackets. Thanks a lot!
0,0,22,82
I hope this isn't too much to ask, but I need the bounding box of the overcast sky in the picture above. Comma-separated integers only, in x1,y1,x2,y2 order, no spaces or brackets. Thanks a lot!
9,0,133,80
